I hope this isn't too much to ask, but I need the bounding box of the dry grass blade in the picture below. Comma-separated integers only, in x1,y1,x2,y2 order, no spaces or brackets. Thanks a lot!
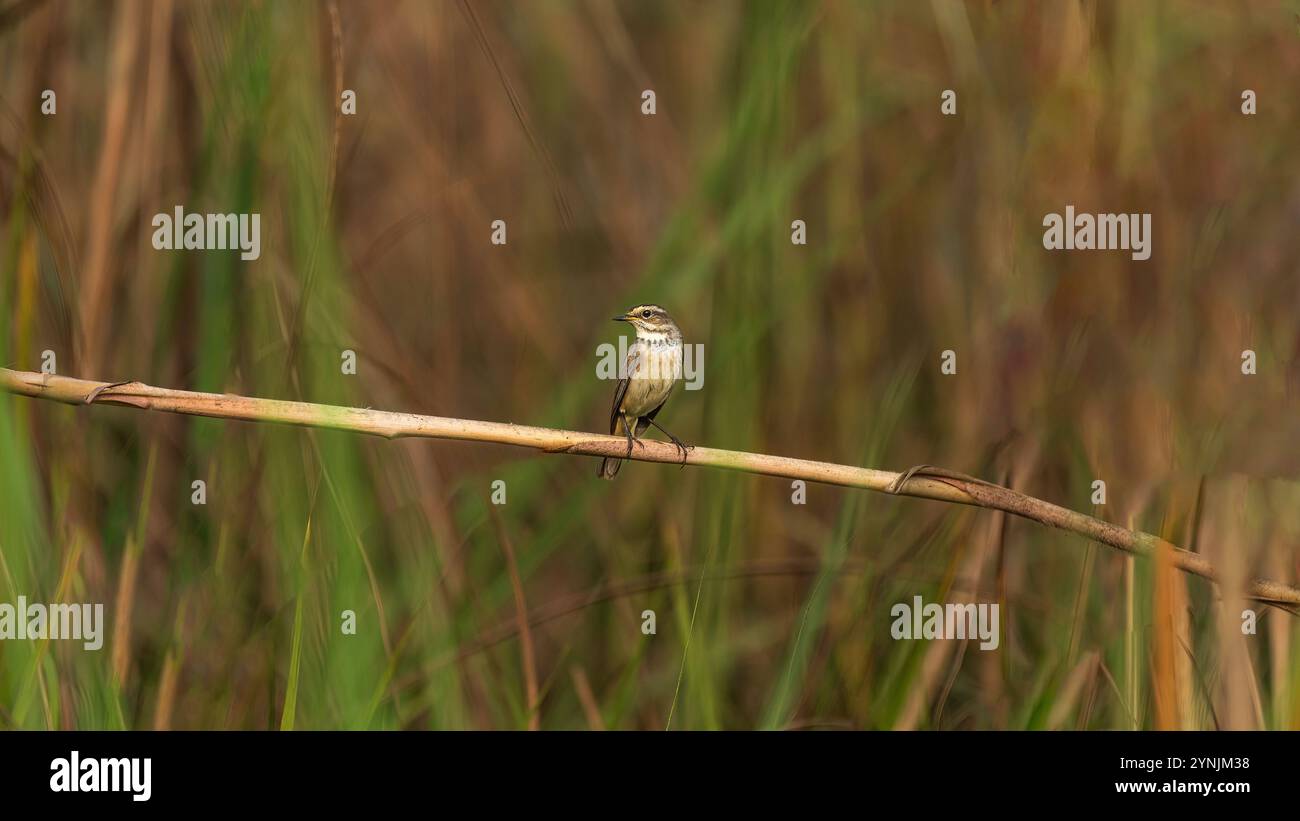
4,366,1299,609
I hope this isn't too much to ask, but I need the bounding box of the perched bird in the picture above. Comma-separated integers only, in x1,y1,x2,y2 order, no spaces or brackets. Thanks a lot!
598,304,690,479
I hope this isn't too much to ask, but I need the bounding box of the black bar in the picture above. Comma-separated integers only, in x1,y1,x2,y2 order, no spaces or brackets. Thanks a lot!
0,730,1285,808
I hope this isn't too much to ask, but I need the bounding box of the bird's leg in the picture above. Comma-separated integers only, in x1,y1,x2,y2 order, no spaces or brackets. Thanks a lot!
646,418,691,466
621,412,636,459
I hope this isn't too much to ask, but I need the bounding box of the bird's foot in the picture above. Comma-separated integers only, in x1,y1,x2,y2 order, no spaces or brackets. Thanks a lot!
665,435,691,467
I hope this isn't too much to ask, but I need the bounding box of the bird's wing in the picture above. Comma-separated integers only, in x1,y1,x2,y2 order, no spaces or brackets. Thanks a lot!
609,344,646,432
608,344,639,433
608,376,630,434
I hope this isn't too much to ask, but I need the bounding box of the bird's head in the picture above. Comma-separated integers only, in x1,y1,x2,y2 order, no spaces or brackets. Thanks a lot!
613,304,678,336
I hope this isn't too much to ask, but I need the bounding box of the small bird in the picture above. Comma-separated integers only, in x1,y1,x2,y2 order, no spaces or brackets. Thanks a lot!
598,304,690,479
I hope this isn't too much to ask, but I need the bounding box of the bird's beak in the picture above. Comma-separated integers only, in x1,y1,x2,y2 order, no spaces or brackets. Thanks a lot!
612,314,629,322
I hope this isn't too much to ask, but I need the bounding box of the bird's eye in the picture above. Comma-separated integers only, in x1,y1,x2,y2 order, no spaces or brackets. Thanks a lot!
641,310,653,318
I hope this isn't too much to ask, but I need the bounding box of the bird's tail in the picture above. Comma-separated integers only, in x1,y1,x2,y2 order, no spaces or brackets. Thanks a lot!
598,415,628,479
597,455,622,480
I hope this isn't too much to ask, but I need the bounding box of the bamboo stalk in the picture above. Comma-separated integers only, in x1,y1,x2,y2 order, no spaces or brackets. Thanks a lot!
3,366,1297,607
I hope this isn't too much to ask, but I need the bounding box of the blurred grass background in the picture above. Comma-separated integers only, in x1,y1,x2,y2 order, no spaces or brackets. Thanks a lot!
1,0,1299,729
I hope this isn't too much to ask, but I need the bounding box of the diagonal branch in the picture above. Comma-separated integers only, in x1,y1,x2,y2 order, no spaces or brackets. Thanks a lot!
2,367,1297,608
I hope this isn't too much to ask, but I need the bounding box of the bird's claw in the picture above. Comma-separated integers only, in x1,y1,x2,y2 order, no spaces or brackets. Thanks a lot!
667,438,690,467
